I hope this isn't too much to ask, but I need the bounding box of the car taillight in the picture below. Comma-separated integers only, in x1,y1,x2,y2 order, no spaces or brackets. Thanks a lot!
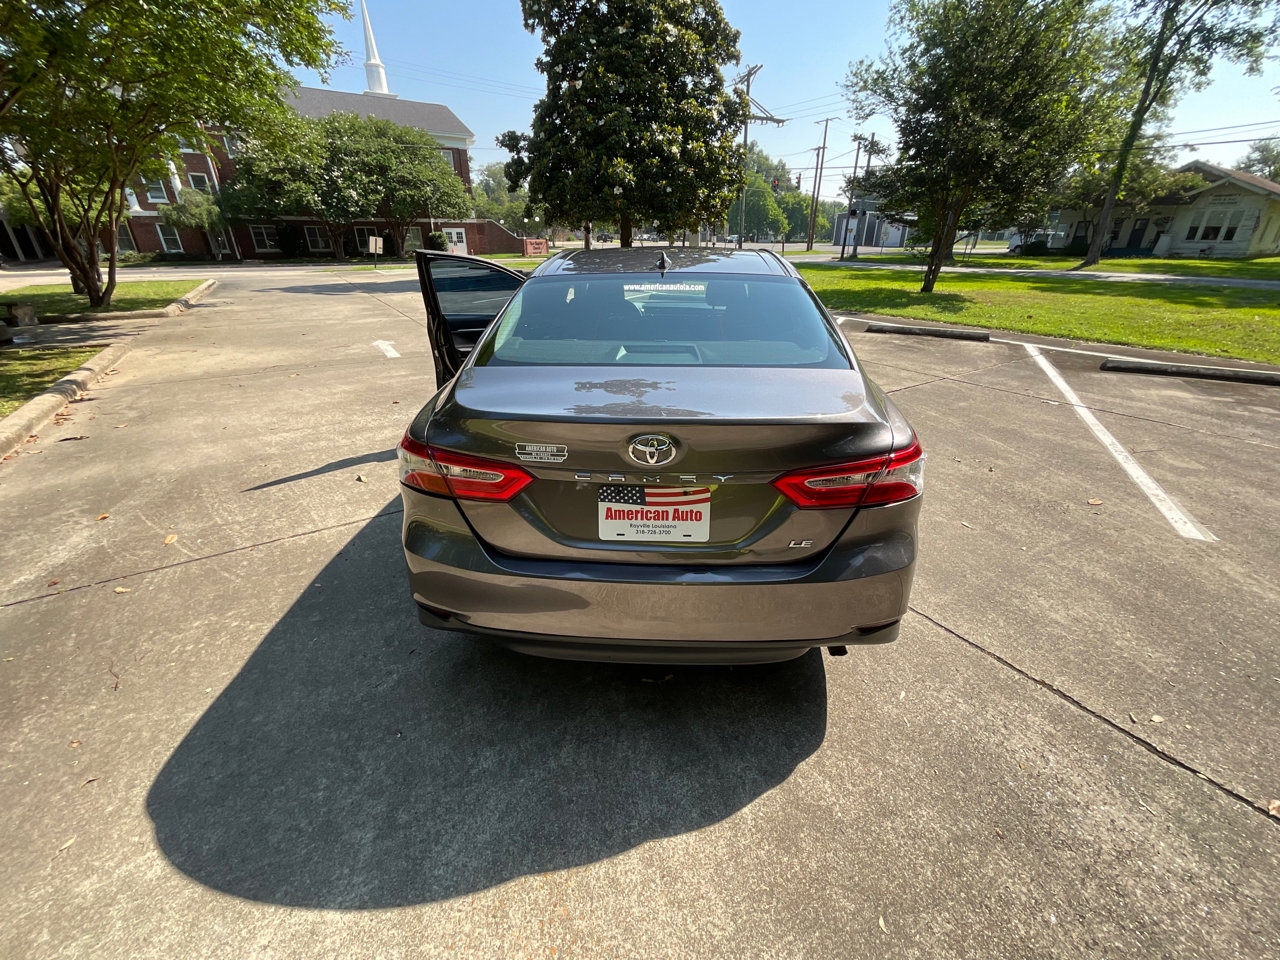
398,434,534,502
772,438,924,509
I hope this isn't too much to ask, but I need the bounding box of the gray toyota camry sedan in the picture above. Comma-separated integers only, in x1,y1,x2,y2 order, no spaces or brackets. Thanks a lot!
399,247,923,663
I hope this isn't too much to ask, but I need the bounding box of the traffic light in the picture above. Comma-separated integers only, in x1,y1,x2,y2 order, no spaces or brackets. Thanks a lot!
795,173,801,188
771,178,780,195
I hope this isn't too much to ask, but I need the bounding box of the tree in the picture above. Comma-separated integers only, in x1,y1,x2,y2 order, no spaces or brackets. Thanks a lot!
0,0,343,305
499,0,749,246
160,189,227,259
1055,148,1205,247
222,113,470,256
777,192,813,241
473,160,545,230
368,120,470,255
1237,138,1280,182
725,173,787,239
846,0,1117,291
1077,0,1280,267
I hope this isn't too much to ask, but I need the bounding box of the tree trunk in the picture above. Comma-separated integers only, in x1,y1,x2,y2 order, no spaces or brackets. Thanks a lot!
620,212,632,248
920,200,962,294
1076,1,1177,268
583,222,592,250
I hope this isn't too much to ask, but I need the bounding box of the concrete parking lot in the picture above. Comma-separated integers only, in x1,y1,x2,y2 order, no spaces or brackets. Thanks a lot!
1,267,1278,959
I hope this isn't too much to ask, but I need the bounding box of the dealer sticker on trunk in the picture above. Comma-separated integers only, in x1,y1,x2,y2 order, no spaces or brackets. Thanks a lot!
514,442,568,463
598,485,711,541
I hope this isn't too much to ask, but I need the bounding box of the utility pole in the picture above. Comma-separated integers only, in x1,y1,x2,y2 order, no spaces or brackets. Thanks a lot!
807,117,837,251
735,65,786,248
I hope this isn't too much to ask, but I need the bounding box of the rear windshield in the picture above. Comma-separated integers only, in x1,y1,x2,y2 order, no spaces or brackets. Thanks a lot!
472,274,850,368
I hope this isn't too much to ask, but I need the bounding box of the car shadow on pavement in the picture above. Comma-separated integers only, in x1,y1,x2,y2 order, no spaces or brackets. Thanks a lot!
145,510,827,909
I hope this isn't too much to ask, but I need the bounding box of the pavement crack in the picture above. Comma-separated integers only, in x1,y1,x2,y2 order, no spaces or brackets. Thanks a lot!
0,508,404,609
908,604,1278,824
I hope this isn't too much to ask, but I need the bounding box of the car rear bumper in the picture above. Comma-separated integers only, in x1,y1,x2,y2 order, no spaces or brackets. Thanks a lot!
402,487,919,662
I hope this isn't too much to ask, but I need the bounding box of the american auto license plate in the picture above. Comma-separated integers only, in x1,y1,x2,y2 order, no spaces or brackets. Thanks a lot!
597,485,712,541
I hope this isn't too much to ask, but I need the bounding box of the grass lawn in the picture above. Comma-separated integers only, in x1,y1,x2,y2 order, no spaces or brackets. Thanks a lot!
0,347,101,418
798,264,1280,365
848,252,1280,282
2,280,206,317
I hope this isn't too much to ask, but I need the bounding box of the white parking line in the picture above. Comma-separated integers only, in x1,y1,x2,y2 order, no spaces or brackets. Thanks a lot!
1024,344,1217,542
372,340,401,359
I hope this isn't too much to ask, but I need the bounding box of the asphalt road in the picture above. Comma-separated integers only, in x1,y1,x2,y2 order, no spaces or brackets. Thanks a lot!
2,268,1278,959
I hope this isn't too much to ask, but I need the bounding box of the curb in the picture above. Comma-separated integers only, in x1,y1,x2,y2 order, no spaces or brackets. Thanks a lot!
862,321,991,342
1100,358,1280,387
35,278,218,324
0,342,130,459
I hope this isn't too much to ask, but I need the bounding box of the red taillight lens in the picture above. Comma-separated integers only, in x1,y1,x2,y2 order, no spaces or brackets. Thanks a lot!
398,434,534,501
772,438,925,509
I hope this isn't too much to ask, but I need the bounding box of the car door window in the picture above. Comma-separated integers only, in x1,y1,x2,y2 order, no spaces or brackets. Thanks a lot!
428,260,524,323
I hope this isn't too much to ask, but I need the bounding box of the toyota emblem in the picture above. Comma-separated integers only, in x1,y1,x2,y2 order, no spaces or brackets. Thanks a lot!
627,434,677,466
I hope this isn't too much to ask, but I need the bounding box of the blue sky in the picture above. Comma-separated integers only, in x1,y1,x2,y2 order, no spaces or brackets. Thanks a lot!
296,0,1280,202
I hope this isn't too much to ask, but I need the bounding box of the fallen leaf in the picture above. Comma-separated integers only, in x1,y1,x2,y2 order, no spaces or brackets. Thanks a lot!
1269,800,1280,818
69,740,81,748
81,778,98,788
48,579,60,587
1129,712,1137,723
289,373,298,378
163,534,177,545
356,474,367,483
1151,715,1165,723
994,828,1004,839
113,587,131,594
57,837,76,853
879,916,888,934
115,423,129,429
96,513,109,521
1087,498,1103,505
392,401,401,405
960,521,973,529
57,436,89,442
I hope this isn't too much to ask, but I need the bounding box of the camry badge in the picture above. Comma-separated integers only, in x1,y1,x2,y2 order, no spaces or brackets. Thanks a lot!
627,434,677,466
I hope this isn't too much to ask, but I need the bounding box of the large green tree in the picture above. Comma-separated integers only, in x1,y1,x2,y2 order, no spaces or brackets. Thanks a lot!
846,0,1117,291
221,113,470,256
1235,138,1280,183
498,0,749,246
0,0,343,305
1077,0,1280,267
368,120,471,255
725,173,787,239
1055,148,1205,247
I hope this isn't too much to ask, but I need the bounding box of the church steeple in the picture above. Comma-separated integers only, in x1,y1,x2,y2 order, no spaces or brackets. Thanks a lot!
361,0,396,98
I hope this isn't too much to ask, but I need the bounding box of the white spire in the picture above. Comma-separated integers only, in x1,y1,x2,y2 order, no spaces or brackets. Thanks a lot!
361,0,395,97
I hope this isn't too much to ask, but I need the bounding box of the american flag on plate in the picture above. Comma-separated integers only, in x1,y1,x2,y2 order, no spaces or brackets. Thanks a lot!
598,485,712,506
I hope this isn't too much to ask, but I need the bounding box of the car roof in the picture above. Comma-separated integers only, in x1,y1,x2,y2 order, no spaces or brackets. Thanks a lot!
530,247,800,279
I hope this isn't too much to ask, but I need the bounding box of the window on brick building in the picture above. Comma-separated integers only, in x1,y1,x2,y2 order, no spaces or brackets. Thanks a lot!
250,224,280,252
117,222,137,253
156,224,183,253
403,226,423,252
439,149,456,171
144,179,169,203
305,226,332,252
187,172,211,192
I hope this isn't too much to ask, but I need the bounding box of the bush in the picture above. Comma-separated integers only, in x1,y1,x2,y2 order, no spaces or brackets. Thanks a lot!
1023,239,1050,256
425,231,448,251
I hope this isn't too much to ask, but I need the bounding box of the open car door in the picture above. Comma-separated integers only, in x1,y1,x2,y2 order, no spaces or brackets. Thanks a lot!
414,250,526,387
